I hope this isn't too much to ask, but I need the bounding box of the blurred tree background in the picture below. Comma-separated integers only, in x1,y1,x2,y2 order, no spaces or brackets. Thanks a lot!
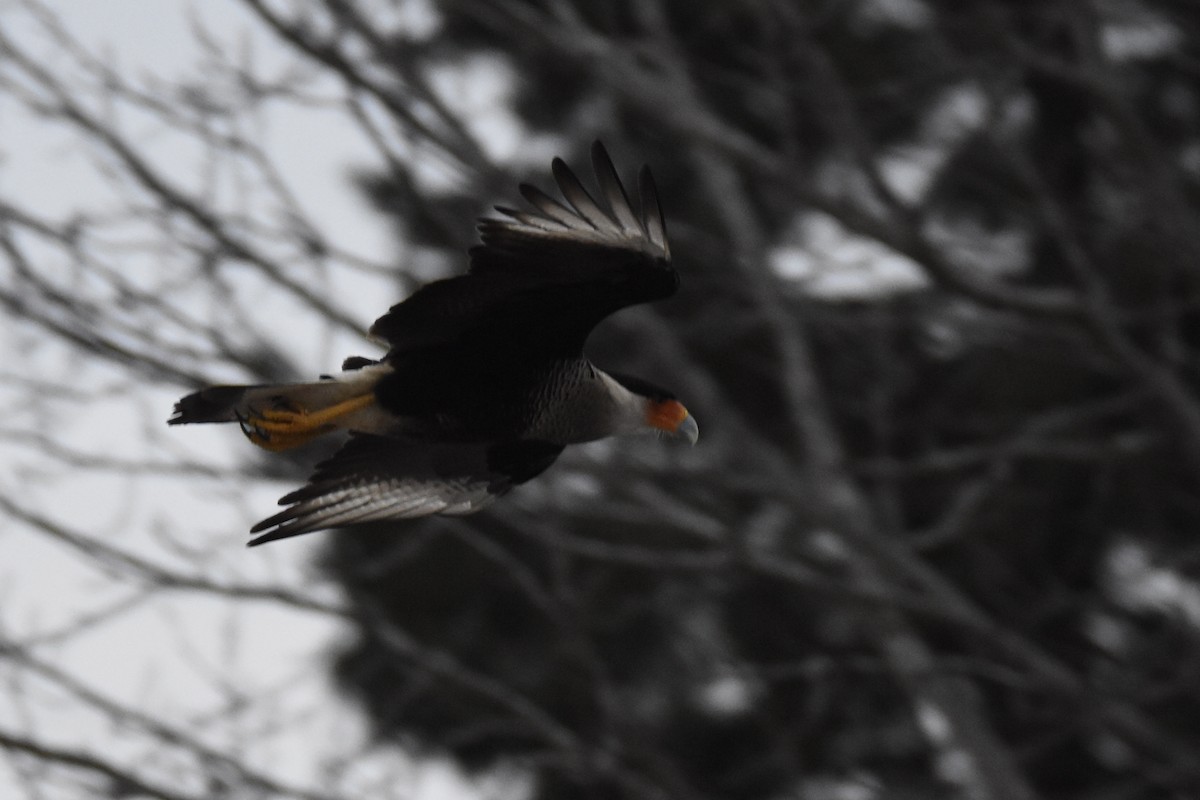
4,1,1200,798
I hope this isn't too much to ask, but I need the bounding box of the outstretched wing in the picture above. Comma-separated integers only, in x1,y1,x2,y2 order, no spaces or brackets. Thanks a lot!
473,139,670,272
368,141,676,357
247,436,563,546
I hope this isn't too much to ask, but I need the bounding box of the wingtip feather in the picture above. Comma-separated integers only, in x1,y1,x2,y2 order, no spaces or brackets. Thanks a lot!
552,155,615,232
638,164,670,260
591,141,641,234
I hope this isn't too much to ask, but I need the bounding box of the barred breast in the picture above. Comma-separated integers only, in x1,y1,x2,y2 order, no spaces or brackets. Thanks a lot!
521,359,640,444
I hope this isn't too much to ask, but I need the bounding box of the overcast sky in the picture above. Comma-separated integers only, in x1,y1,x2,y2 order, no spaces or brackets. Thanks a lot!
1,3,494,797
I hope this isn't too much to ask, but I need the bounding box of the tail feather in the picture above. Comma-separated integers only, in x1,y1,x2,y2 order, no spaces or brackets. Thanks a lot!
170,383,346,425
169,364,392,427
169,384,257,424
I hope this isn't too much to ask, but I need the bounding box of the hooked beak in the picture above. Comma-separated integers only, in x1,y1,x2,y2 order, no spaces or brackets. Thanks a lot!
674,412,699,445
647,399,699,445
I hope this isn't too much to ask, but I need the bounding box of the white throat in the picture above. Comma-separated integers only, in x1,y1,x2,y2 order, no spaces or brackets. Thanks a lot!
595,369,652,437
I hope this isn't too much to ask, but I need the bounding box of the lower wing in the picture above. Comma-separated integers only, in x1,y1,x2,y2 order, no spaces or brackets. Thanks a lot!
247,435,563,545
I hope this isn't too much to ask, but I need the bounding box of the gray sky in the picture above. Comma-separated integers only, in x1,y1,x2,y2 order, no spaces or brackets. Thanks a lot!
1,3,491,796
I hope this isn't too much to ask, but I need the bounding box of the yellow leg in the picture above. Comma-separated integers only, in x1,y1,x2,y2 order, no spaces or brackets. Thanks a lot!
239,393,376,451
240,424,326,452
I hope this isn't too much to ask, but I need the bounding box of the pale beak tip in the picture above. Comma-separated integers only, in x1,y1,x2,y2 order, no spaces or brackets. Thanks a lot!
676,414,699,446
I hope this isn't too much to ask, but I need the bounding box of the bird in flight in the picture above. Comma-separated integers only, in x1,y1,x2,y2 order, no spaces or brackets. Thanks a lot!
170,142,696,546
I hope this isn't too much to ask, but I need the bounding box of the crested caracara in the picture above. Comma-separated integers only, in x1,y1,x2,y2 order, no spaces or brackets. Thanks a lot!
170,142,696,545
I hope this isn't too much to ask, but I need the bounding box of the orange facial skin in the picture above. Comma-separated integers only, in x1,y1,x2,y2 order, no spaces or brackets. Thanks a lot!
646,399,698,443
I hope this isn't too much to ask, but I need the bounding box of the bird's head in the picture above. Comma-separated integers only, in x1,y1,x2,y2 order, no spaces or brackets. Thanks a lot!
607,371,698,445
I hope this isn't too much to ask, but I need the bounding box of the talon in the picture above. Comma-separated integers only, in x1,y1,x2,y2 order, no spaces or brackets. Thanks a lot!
235,406,311,436
235,410,263,441
233,393,376,452
235,409,282,449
